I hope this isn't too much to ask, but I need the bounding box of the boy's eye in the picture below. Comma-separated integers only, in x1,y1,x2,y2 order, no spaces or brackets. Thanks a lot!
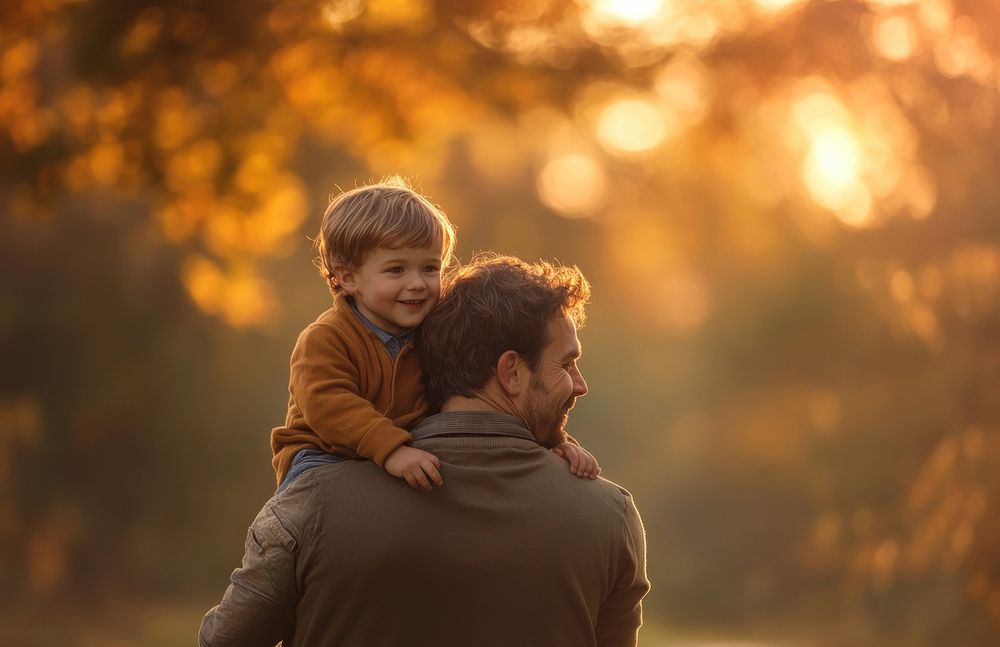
423,265,440,273
385,267,404,274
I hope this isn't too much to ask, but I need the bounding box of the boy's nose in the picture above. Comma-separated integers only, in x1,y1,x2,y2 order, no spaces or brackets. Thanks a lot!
405,273,428,291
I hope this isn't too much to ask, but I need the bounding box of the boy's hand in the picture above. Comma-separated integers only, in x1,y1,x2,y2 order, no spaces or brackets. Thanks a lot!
552,442,601,479
384,445,443,492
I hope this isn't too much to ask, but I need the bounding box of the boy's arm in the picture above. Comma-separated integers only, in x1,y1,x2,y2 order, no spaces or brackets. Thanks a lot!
290,323,411,467
553,439,602,479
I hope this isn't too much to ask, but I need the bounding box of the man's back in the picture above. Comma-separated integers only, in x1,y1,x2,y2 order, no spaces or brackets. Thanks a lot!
280,411,647,647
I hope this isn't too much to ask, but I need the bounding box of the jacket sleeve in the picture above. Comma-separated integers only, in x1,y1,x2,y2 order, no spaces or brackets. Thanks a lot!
199,502,300,647
291,323,411,466
595,493,650,647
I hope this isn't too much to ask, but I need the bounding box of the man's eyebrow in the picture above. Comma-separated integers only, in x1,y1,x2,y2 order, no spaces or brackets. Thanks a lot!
560,347,582,362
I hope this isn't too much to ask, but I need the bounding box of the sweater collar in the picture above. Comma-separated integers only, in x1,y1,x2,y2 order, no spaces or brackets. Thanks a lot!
410,411,538,444
332,291,413,350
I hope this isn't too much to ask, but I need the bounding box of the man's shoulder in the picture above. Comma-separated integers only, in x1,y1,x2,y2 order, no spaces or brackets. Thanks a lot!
579,472,638,515
537,451,638,517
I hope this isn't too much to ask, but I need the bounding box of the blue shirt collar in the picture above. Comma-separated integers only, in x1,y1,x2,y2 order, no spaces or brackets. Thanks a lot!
348,298,413,358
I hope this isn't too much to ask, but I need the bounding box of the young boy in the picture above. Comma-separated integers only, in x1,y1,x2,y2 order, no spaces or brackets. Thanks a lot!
271,177,600,492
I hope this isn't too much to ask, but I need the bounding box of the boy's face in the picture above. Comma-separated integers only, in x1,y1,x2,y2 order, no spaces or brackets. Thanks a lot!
337,245,443,334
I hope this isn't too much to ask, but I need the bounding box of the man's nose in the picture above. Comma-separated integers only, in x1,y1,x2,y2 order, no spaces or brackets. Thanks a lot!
572,367,588,397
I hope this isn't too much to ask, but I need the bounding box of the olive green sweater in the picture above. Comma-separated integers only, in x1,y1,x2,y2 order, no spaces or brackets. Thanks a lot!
203,411,649,647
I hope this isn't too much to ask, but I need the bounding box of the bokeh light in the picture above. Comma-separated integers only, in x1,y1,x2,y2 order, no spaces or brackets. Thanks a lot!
870,14,918,61
753,0,807,16
584,0,665,27
801,127,870,224
321,0,365,29
536,153,609,217
654,55,712,127
595,97,669,155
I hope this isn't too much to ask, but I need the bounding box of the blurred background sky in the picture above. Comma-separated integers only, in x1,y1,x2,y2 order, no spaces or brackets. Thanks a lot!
2,0,999,645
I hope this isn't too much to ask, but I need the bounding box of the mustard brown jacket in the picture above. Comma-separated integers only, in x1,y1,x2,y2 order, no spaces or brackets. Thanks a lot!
270,292,428,483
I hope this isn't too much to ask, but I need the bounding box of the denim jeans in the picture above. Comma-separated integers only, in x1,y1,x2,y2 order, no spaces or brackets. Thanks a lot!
277,449,347,493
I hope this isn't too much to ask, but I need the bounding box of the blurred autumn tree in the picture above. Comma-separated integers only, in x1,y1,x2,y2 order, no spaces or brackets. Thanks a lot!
2,0,999,644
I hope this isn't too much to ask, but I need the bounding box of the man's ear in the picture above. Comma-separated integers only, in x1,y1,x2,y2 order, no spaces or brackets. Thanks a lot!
334,265,357,294
495,350,526,396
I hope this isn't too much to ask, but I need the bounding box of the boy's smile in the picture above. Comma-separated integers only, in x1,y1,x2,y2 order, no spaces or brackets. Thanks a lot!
337,245,443,335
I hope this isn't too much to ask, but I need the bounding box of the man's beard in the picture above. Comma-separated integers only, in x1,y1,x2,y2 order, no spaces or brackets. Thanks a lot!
525,377,573,448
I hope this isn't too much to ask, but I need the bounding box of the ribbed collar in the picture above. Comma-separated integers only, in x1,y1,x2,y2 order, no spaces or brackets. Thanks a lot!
410,411,538,444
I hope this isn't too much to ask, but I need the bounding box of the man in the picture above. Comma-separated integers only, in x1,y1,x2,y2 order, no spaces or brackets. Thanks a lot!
200,255,650,647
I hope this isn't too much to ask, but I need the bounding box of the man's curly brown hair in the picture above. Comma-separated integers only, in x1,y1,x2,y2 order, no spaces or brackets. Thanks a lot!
416,253,591,409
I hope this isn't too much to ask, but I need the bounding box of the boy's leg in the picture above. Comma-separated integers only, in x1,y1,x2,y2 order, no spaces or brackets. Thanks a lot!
276,449,347,493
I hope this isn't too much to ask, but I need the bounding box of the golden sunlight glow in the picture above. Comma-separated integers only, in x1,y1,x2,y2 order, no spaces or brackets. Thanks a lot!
235,152,278,194
654,55,711,126
182,256,276,327
805,129,860,196
183,255,226,315
595,98,668,155
802,128,874,226
680,12,719,48
154,90,202,151
868,0,918,7
537,153,608,217
934,18,994,83
88,138,125,185
792,87,848,138
365,0,432,28
165,139,222,191
586,0,665,27
321,0,365,29
248,174,310,251
918,0,953,34
871,14,917,61
835,186,873,227
752,0,806,15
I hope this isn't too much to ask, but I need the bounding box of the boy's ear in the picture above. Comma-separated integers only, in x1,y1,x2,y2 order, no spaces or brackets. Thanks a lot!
496,350,525,396
334,265,357,294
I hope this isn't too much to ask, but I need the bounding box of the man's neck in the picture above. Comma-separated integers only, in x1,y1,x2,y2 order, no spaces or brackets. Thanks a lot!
440,396,497,413
440,386,530,431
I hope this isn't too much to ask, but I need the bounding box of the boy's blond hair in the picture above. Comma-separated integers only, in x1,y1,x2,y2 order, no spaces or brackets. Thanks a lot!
316,177,457,294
